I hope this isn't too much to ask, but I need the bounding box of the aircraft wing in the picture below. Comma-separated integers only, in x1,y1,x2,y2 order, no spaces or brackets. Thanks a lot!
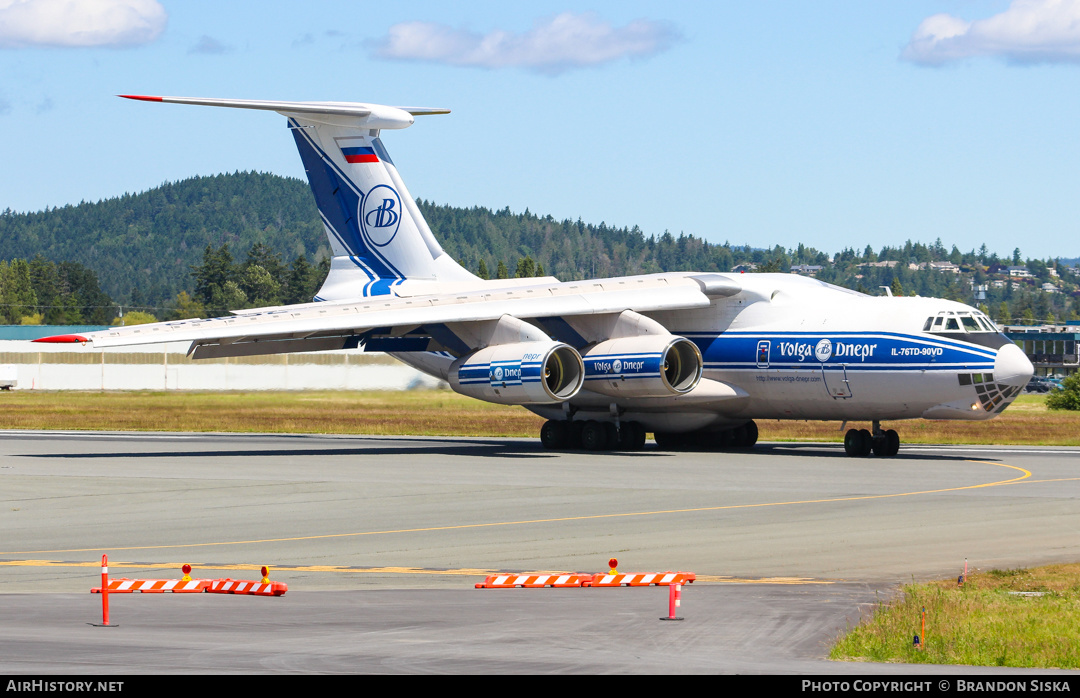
35,274,734,357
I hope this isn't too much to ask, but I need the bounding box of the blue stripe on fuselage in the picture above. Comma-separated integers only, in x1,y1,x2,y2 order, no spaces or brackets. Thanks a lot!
681,331,997,371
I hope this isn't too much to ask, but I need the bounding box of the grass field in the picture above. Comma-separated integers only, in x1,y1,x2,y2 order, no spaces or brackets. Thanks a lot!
0,390,1075,444
831,564,1080,668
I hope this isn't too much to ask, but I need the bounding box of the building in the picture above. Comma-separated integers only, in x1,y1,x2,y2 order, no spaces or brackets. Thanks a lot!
0,326,443,391
1004,322,1080,377
909,261,960,273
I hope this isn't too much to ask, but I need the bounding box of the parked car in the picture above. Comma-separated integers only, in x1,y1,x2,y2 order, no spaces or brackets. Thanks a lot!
1025,377,1056,393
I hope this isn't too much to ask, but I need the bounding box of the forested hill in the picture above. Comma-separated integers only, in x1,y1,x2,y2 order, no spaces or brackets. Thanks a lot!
0,172,326,306
0,171,768,306
2,171,1077,326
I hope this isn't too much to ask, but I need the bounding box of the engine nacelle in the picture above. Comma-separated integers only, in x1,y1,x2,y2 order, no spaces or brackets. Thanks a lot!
581,335,702,398
449,341,584,405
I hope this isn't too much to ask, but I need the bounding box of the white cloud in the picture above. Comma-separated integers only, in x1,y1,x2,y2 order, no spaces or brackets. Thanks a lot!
371,12,678,74
903,0,1080,65
0,0,167,48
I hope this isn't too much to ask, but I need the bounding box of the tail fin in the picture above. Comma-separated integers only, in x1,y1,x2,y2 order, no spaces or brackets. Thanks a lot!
120,96,477,298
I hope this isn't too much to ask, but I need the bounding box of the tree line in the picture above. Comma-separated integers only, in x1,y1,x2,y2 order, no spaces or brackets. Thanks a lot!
0,256,114,325
1,171,1078,325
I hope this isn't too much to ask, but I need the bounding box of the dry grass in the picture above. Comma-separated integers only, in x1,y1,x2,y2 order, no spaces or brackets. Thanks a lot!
0,390,545,436
0,391,1074,444
831,563,1080,668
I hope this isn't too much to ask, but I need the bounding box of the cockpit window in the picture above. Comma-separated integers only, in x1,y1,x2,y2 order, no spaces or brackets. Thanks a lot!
926,311,998,334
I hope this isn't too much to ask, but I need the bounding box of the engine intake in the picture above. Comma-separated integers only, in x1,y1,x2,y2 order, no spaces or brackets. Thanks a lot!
449,341,584,405
581,335,702,398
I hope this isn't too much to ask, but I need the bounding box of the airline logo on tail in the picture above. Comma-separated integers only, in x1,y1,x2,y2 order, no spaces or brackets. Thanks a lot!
361,185,401,247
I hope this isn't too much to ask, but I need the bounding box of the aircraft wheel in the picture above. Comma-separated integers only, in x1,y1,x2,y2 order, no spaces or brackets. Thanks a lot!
885,429,900,457
728,425,746,448
653,431,682,450
871,435,890,457
734,421,760,449
581,420,610,451
603,422,619,450
540,420,569,450
857,429,873,457
843,429,860,457
617,422,646,451
743,421,760,449
567,421,584,450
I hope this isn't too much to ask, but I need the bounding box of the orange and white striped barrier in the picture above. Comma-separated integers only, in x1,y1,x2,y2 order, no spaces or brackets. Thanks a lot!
92,578,211,593
90,563,285,597
584,572,695,587
206,578,287,597
475,573,589,589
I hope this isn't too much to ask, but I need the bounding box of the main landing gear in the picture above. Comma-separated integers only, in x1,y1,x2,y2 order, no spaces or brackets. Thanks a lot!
654,421,758,452
540,419,647,451
540,419,760,452
843,421,899,458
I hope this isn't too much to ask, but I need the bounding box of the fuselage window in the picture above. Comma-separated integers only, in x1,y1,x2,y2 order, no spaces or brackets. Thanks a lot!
946,318,960,331
933,317,944,329
961,316,980,332
923,318,934,331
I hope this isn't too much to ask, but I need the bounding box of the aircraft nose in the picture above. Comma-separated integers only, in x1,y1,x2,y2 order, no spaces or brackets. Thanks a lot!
995,342,1034,389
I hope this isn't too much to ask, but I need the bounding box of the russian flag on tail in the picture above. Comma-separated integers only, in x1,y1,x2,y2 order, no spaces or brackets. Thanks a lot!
337,137,378,163
342,146,378,163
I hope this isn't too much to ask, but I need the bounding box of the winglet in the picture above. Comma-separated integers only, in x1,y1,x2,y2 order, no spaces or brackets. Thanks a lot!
32,334,89,344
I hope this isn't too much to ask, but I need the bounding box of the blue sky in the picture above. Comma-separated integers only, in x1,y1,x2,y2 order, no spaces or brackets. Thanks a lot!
2,0,1079,260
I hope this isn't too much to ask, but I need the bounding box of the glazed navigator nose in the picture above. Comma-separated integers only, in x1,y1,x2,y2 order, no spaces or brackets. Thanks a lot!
994,342,1034,389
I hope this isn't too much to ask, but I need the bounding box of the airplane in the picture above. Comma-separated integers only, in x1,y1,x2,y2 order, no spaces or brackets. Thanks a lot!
36,95,1035,457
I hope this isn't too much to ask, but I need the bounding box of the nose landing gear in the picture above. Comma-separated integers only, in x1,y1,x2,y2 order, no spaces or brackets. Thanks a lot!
844,421,899,457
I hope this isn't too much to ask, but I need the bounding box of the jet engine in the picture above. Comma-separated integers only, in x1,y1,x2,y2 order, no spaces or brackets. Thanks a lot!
581,335,702,398
449,341,584,405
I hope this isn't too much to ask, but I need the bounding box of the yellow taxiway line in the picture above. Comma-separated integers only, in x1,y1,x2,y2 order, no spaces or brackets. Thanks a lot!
0,559,832,584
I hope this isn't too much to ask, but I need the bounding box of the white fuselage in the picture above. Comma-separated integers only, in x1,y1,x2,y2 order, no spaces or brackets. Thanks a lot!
393,272,1033,434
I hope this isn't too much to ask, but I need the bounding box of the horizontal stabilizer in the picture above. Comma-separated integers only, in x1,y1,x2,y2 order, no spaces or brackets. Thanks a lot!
119,95,449,129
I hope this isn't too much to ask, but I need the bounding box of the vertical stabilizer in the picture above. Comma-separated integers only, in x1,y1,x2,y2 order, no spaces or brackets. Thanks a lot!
288,116,477,298
119,96,478,299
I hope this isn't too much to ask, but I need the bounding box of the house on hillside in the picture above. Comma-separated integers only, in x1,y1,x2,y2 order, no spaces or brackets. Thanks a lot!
909,261,960,273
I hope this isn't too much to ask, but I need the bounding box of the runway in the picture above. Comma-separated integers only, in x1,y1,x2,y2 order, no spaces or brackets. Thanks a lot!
1,431,1079,673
